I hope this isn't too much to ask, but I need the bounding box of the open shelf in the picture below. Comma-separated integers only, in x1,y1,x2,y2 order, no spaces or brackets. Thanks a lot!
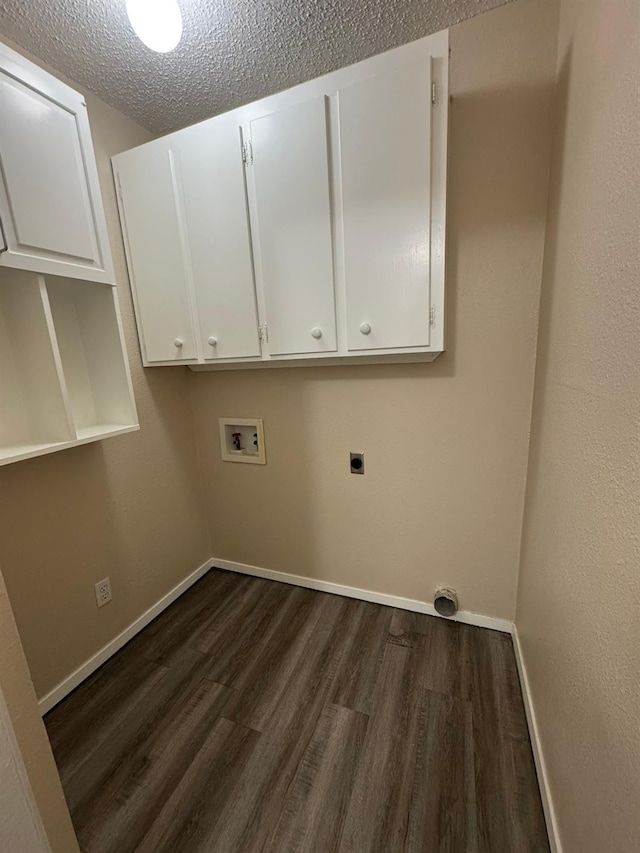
0,270,138,466
46,276,138,438
0,270,75,463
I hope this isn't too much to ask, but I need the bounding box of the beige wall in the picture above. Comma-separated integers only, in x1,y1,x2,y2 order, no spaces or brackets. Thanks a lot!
189,0,559,622
516,1,640,851
1,3,636,851
0,38,211,701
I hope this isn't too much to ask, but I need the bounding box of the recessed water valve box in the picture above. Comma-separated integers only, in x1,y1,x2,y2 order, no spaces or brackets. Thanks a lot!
219,418,266,464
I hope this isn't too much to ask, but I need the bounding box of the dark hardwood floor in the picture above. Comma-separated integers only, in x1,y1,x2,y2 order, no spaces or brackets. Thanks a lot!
45,569,550,853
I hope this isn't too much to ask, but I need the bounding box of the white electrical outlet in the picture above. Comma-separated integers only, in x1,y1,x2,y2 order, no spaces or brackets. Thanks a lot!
94,577,112,608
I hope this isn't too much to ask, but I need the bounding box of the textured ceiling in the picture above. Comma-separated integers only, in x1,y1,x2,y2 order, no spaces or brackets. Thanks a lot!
0,0,508,134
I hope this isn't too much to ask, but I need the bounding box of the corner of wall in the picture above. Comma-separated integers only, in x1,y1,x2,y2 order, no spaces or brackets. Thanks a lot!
0,572,79,852
513,0,562,626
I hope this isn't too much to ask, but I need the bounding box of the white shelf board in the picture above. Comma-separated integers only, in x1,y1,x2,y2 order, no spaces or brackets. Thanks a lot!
74,423,139,442
0,441,67,465
0,424,140,466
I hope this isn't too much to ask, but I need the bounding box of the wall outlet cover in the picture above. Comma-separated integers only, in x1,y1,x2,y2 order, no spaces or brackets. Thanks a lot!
95,577,112,608
350,452,365,474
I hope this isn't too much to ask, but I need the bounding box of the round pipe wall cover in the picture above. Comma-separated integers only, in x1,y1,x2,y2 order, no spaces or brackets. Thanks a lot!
434,587,458,618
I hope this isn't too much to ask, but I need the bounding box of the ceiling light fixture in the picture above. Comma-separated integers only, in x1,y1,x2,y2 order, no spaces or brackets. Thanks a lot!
126,0,183,53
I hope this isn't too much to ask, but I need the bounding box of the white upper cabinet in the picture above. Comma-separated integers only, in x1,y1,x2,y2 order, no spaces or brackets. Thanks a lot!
246,96,337,356
114,117,261,365
114,30,449,369
0,43,114,284
115,142,198,363
173,118,260,361
339,58,433,352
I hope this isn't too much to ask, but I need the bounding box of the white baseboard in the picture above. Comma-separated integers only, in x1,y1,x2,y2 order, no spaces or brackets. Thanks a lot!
212,558,514,634
512,626,562,853
38,555,513,716
38,558,215,715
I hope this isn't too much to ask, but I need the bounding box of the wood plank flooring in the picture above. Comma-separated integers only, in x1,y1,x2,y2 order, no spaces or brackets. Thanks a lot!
45,569,550,853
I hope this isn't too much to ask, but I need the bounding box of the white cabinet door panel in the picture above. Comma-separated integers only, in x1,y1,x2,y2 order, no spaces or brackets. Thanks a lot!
249,96,337,356
339,59,432,351
0,44,113,283
115,145,196,363
177,119,260,360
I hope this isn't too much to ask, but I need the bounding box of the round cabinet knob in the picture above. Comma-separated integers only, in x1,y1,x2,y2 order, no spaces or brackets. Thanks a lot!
207,336,218,347
311,327,323,340
359,322,372,336
173,338,184,349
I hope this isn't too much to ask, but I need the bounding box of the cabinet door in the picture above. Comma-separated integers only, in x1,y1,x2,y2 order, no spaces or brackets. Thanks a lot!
176,118,260,360
248,96,337,356
339,59,432,351
0,44,113,284
114,144,197,363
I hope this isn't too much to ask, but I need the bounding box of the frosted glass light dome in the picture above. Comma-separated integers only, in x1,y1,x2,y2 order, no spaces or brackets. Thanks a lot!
126,0,183,53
